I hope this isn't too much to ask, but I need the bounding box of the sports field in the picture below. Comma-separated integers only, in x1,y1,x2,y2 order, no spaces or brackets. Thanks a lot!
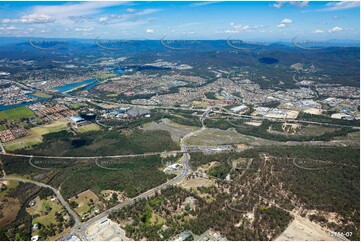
0,106,35,121
77,123,101,133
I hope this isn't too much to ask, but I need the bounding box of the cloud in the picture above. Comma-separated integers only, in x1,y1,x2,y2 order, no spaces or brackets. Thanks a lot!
328,26,343,33
333,15,344,20
0,26,16,30
97,9,161,24
273,1,308,8
221,23,267,33
313,29,324,33
190,1,221,7
2,14,55,24
290,1,309,8
224,23,249,33
146,28,154,34
281,18,293,24
74,27,94,32
126,8,137,13
32,1,127,18
273,2,286,8
276,18,292,28
321,1,360,11
68,16,93,23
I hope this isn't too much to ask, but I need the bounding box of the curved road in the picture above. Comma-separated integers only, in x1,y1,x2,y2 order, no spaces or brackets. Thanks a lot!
0,176,81,226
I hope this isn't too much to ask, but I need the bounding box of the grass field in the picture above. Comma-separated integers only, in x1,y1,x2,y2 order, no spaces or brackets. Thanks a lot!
32,93,53,98
95,73,116,79
0,197,21,227
0,180,19,198
68,189,101,218
4,120,68,151
77,123,101,133
27,196,64,226
0,106,35,121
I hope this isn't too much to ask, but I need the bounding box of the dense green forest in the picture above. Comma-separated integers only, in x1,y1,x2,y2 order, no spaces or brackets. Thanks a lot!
14,129,180,157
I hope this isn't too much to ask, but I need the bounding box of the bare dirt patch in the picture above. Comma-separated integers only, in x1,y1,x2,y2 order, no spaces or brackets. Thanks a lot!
276,215,340,241
180,178,215,189
0,197,21,227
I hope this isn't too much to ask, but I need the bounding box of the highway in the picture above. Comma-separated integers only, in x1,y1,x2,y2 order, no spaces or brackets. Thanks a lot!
0,176,81,226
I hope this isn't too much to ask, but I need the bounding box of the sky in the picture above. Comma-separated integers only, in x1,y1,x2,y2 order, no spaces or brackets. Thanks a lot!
0,1,359,41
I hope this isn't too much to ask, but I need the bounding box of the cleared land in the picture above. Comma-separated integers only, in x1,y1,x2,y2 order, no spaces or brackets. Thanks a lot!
143,118,197,142
26,196,64,226
0,197,21,227
180,178,215,189
185,128,279,146
86,218,131,241
68,189,102,218
77,123,101,133
276,216,340,241
3,120,68,151
0,106,35,120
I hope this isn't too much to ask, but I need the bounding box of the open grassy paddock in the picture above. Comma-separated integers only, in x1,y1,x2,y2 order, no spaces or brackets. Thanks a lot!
0,106,35,121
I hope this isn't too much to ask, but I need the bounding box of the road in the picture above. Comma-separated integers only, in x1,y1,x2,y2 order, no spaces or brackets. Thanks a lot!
0,141,5,154
1,101,357,240
213,107,359,129
0,176,81,226
72,151,191,240
70,108,210,240
0,150,184,160
89,98,359,129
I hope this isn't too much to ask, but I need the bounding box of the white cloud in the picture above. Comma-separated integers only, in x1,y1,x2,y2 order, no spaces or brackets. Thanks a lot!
2,14,55,24
97,9,161,24
136,9,161,15
181,31,195,35
328,26,343,33
75,27,94,32
222,23,266,33
32,2,126,18
98,17,109,23
273,1,308,8
0,26,16,30
290,1,309,8
273,2,286,8
126,8,137,13
68,16,92,23
313,29,324,33
224,23,249,33
321,1,360,11
276,18,293,28
190,1,220,7
146,28,154,34
281,18,293,24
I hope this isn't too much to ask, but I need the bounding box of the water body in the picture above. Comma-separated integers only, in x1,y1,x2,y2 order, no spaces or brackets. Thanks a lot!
55,78,96,93
0,68,125,110
55,67,125,93
0,94,50,111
